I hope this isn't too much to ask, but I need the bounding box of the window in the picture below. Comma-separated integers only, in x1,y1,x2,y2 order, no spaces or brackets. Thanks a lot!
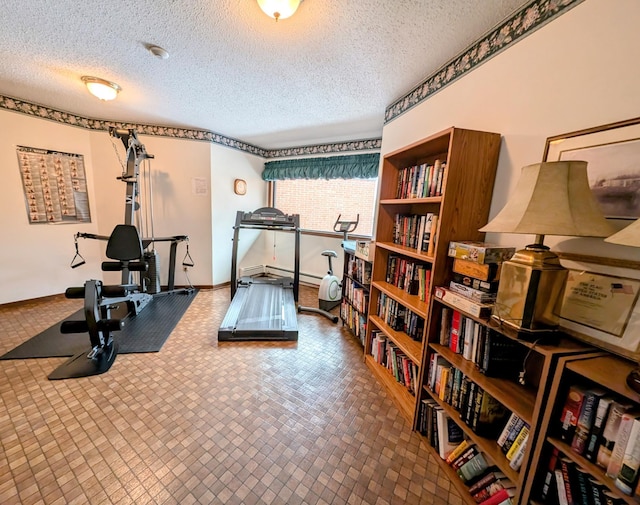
273,178,377,236
263,152,380,236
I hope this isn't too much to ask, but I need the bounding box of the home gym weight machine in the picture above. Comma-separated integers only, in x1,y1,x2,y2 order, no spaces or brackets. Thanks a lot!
50,128,194,379
218,207,300,341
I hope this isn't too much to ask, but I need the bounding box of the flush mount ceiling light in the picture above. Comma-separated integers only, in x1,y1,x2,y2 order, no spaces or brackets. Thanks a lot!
81,76,121,101
257,0,301,21
147,44,169,60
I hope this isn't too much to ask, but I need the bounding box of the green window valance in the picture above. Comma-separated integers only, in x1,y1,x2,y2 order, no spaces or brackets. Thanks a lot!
262,153,380,181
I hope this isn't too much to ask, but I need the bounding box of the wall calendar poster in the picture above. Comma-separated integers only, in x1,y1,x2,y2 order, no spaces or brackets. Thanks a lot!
17,146,91,224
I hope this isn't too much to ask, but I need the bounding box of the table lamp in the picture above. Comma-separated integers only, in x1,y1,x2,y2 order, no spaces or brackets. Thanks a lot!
480,161,615,333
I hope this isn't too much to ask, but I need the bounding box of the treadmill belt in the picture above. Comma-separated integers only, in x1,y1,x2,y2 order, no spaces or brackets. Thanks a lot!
218,279,298,341
236,283,284,332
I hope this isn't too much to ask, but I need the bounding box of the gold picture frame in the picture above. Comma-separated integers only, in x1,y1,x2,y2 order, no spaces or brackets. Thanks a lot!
544,117,640,220
558,253,640,362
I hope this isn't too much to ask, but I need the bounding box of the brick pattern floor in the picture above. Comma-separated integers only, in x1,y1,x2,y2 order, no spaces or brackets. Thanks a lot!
0,287,462,505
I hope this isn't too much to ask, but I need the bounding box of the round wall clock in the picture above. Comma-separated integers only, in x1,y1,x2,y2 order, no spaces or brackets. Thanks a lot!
234,179,247,195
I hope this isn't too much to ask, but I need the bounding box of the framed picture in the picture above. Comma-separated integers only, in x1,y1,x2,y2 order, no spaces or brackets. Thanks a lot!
544,117,640,220
558,253,640,362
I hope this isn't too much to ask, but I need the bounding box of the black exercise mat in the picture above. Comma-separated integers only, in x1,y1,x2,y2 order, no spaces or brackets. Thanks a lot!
0,290,198,360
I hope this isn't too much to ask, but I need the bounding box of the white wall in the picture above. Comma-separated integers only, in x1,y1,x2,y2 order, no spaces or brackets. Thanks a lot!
0,109,269,303
0,111,103,304
381,0,640,261
210,143,267,285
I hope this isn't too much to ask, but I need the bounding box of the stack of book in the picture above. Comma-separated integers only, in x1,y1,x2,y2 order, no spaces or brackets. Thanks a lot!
434,241,515,318
444,440,516,504
555,383,640,498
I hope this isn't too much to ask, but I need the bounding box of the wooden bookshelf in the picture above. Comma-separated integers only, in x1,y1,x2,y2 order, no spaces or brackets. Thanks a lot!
340,244,372,346
523,353,640,505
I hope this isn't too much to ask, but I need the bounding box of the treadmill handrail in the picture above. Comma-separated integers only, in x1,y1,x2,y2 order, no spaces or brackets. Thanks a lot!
230,207,300,302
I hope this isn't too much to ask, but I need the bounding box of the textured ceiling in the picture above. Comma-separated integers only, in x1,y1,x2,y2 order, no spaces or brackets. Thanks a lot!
0,0,529,150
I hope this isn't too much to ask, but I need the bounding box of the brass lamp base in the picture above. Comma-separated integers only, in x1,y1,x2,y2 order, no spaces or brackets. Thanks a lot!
491,244,568,335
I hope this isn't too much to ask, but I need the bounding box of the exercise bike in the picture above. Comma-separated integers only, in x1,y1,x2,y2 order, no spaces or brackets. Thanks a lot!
298,215,359,323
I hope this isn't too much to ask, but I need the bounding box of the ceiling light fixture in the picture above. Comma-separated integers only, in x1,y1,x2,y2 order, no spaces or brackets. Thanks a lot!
257,0,301,21
147,45,169,60
81,76,121,101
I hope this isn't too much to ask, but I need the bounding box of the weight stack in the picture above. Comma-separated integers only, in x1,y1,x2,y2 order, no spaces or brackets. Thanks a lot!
143,250,161,294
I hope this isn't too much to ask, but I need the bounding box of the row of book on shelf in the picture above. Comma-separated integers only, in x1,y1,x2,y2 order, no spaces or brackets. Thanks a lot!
417,242,524,504
376,293,424,342
438,307,527,380
424,353,528,469
386,255,431,302
392,212,438,256
343,276,368,313
418,395,523,504
346,254,371,286
395,159,446,200
551,382,640,500
370,330,418,395
340,301,366,346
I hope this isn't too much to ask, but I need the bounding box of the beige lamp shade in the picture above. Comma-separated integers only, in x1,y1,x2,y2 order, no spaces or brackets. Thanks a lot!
605,218,640,247
480,161,615,238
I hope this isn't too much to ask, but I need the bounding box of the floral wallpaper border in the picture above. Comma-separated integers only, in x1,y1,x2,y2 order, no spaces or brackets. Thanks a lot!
0,95,381,158
385,0,584,123
0,0,581,157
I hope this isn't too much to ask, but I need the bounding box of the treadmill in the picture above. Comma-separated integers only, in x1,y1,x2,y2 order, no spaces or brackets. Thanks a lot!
218,207,301,341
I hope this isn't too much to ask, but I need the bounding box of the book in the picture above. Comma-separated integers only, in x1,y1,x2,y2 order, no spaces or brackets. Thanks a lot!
541,447,560,501
614,417,640,494
584,396,614,462
468,470,508,496
574,467,592,505
508,432,528,471
555,469,569,505
445,439,471,465
501,418,527,456
596,400,634,470
473,390,509,439
497,413,520,449
480,330,527,379
426,215,438,256
558,457,576,505
452,272,500,293
452,258,502,282
449,309,462,353
606,411,639,479
560,384,586,443
447,241,515,264
451,445,479,471
439,306,451,345
434,286,493,318
506,424,529,461
571,387,607,456
436,409,465,460
458,452,489,484
449,280,497,303
477,487,515,505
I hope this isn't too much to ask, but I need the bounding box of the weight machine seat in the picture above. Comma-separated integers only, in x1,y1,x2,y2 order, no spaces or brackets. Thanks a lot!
101,224,148,273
